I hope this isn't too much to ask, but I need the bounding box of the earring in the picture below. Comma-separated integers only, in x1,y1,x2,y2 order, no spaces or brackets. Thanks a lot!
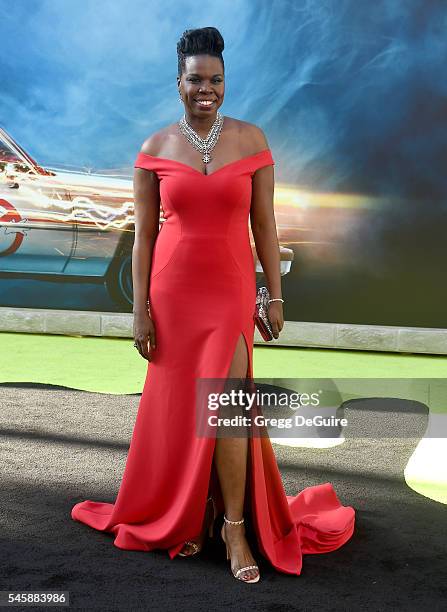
179,93,183,103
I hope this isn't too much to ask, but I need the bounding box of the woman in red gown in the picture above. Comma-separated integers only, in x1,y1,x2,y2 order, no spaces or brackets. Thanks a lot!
71,27,355,583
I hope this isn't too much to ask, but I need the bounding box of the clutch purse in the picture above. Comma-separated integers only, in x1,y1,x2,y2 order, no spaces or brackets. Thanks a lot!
254,286,274,342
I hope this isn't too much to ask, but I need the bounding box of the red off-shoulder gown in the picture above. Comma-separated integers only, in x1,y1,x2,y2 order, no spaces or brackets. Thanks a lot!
71,148,355,575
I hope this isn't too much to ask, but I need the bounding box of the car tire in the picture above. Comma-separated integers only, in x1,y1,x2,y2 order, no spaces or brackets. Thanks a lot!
104,236,134,311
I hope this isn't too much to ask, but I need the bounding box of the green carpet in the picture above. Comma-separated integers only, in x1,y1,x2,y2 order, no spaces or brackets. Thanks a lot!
1,331,446,394
1,331,446,504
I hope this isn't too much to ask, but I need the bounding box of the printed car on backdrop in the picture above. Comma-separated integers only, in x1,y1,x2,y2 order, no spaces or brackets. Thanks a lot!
0,127,295,310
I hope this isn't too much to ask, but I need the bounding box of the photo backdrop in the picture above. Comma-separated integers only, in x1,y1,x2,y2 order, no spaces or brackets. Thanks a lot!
0,0,445,327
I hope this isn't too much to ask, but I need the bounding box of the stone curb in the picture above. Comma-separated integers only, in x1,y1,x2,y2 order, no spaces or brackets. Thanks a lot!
0,307,446,355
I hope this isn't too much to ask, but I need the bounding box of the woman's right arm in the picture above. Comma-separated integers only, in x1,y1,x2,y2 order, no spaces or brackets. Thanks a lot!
132,139,161,361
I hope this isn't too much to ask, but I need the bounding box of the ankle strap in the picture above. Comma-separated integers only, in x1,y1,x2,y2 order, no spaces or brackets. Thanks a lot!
223,514,244,525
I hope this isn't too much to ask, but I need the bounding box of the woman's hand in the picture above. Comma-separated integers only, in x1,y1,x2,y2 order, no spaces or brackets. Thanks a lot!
268,302,284,339
133,311,157,361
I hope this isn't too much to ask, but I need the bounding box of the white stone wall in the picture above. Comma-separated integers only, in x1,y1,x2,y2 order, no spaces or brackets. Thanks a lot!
0,307,446,354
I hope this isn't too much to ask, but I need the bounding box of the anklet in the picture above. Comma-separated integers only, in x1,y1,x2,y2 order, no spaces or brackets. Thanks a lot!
224,515,244,525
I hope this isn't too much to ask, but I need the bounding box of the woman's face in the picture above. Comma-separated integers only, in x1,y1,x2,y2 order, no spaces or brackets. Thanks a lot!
177,54,225,118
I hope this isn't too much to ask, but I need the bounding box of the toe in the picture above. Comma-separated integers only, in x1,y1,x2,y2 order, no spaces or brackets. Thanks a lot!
245,568,258,581
181,543,195,556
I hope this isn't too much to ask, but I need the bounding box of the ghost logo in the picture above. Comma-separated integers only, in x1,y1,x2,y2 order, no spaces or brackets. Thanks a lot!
0,198,25,256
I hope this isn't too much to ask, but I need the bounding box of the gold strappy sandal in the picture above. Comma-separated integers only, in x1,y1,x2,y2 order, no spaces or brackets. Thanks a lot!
221,515,260,583
178,496,217,557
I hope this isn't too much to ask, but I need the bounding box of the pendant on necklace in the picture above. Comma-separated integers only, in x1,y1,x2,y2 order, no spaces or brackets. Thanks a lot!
203,152,211,164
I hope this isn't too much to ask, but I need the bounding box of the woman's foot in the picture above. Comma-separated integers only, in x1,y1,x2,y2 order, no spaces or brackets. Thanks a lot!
179,496,216,557
221,517,260,582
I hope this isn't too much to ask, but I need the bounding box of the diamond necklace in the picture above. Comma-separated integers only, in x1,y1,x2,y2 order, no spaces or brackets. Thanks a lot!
178,111,224,165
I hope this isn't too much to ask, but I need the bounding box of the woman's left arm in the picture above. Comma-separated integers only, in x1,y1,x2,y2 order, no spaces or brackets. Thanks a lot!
249,127,284,338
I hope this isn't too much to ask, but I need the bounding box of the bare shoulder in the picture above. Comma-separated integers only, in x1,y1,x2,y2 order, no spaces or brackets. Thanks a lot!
231,119,269,153
139,123,177,156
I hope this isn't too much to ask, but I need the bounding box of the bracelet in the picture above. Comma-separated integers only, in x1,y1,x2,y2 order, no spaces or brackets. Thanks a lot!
268,298,284,304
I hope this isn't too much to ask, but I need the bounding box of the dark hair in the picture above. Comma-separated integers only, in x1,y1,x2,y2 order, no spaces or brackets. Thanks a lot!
176,27,225,77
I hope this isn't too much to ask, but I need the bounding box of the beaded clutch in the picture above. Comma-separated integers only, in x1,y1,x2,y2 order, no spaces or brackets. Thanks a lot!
254,286,274,342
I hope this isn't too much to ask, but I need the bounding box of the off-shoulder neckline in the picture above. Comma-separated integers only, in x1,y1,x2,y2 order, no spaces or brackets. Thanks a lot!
135,148,272,177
